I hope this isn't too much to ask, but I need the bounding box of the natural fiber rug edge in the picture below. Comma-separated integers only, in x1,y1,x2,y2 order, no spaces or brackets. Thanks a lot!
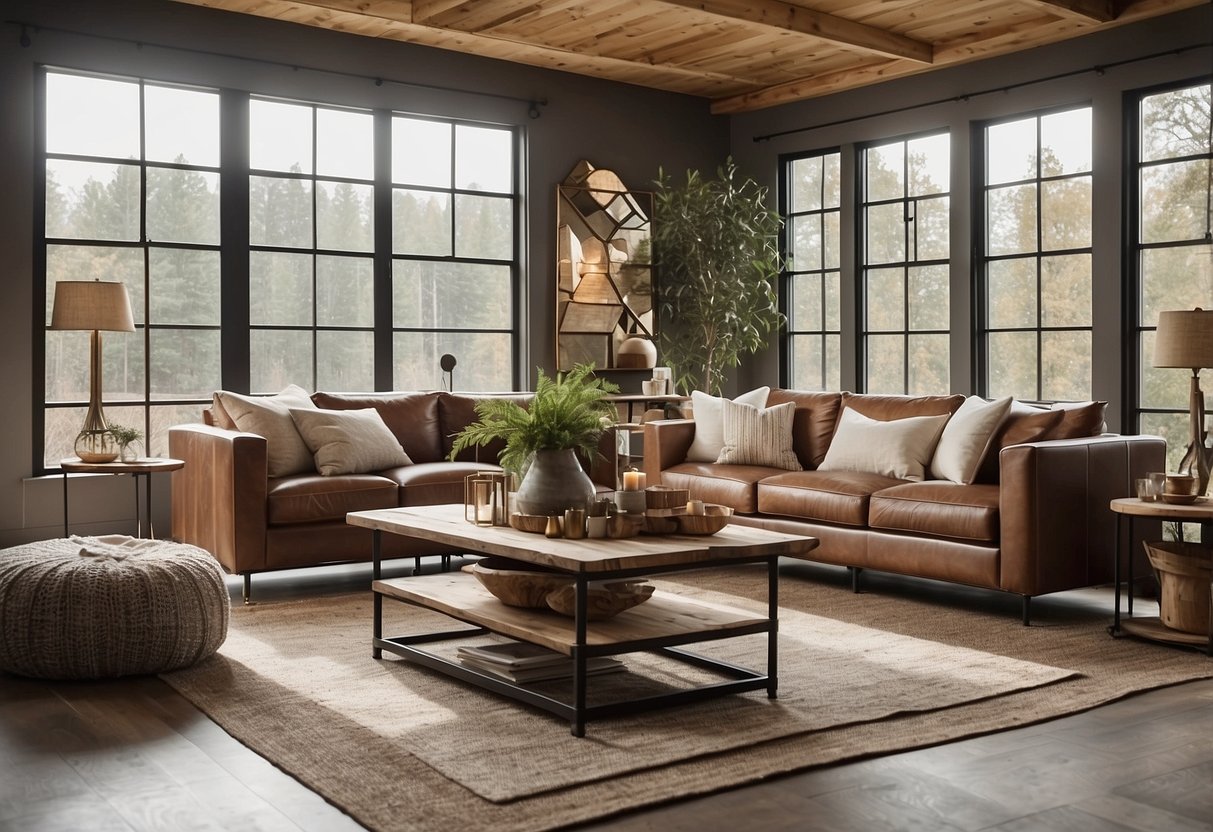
160,571,1213,832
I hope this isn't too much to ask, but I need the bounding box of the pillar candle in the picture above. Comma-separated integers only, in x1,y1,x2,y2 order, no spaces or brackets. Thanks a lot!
622,470,645,491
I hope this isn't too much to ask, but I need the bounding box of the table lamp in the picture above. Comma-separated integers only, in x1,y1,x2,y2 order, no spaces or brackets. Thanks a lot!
1153,307,1213,494
50,280,136,463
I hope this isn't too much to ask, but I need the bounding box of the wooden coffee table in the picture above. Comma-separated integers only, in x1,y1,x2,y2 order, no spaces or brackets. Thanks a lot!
346,504,819,736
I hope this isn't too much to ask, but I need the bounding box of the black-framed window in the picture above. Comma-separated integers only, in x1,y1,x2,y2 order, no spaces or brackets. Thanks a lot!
391,116,516,391
1132,79,1213,471
978,106,1093,402
38,67,521,471
783,150,842,391
42,69,222,469
860,131,950,394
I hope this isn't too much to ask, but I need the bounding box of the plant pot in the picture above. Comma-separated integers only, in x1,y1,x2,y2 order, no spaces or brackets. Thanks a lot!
514,448,596,517
1143,540,1212,635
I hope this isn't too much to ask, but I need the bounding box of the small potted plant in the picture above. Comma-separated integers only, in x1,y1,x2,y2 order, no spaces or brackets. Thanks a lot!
449,364,618,516
108,424,143,463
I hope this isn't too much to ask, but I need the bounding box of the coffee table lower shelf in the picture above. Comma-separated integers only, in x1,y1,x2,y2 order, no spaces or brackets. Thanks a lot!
372,572,777,736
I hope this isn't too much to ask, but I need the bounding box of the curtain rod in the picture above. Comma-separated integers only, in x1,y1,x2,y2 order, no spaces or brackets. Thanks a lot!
752,42,1210,143
6,19,549,118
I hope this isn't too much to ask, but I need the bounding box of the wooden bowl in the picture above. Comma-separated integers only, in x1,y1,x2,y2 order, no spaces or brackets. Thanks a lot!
467,557,570,608
545,581,656,620
508,513,549,534
607,514,645,539
676,504,734,535
645,486,689,510
642,515,679,535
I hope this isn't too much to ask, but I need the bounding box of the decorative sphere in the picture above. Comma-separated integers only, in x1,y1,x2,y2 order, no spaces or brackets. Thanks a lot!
617,336,657,368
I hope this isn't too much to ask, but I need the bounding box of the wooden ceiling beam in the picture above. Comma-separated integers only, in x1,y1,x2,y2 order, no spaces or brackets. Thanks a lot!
654,0,935,63
1019,0,1118,22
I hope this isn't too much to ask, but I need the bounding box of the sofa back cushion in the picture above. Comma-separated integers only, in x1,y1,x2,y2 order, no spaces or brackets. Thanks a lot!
1048,400,1108,440
310,391,444,463
838,392,965,423
766,390,842,469
974,403,1065,484
439,392,533,463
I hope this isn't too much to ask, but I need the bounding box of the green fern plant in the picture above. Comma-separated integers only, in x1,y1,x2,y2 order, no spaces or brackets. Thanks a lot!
448,364,619,474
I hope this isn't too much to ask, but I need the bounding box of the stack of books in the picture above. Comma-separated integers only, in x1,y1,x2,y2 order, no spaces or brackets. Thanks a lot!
457,641,625,684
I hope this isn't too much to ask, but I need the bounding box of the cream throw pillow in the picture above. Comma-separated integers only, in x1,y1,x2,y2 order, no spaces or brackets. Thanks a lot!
289,408,412,476
819,408,950,482
215,384,316,477
929,395,1013,484
686,387,771,462
717,400,802,470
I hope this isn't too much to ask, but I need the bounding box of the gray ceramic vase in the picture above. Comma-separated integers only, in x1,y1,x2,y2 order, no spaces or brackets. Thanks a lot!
514,448,596,516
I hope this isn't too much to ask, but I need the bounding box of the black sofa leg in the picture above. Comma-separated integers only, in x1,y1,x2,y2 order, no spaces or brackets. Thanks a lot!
850,566,863,593
442,554,451,571
242,573,252,605
1022,595,1031,626
413,556,422,576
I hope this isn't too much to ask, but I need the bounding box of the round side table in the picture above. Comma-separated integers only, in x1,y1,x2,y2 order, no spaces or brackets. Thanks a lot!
60,457,185,539
1109,496,1213,655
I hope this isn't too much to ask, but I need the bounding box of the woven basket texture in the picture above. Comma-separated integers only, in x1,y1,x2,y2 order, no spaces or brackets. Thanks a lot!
0,536,229,680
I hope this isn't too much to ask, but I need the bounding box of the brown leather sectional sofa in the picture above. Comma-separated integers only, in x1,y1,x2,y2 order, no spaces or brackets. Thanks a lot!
169,390,613,601
644,390,1165,623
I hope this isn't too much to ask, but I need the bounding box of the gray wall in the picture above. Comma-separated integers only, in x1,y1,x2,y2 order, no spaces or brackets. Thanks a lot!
0,0,727,545
727,5,1212,420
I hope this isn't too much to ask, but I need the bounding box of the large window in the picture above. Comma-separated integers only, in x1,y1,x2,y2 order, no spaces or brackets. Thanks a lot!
783,150,841,391
249,98,376,393
1133,80,1213,470
860,132,950,394
391,117,515,391
40,69,519,470
979,107,1093,401
43,70,222,468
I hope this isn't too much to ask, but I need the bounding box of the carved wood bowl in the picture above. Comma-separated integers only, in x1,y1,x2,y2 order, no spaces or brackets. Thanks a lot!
466,557,570,608
545,581,656,620
508,513,550,534
675,504,734,535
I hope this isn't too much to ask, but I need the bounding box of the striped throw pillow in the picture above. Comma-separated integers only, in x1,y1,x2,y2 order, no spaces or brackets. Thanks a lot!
717,400,802,470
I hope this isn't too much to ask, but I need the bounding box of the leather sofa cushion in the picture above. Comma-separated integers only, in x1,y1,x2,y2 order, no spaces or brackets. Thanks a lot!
659,463,788,514
839,392,964,423
311,391,444,463
757,470,905,527
766,390,842,469
385,461,502,506
267,474,398,525
439,392,532,463
869,481,1000,543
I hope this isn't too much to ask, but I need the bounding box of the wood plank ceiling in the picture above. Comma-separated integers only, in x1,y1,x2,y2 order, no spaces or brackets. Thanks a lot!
170,0,1207,113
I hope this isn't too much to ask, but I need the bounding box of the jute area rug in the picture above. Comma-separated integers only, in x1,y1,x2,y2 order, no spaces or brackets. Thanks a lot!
161,565,1213,832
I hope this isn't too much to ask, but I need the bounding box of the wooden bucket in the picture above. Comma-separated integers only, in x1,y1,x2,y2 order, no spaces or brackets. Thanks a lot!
1143,541,1212,635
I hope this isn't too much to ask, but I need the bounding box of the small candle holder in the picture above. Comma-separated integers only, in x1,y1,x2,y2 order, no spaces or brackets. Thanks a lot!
464,472,511,526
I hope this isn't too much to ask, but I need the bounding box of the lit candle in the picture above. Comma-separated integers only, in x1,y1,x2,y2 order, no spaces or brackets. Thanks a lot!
622,470,645,491
686,500,705,516
474,481,492,524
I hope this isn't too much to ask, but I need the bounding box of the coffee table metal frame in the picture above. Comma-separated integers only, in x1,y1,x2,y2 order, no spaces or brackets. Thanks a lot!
349,506,818,737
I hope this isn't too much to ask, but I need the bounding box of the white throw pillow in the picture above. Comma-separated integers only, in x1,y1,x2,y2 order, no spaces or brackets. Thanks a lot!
717,400,802,470
289,408,412,476
818,408,950,482
215,384,317,477
686,387,771,462
929,395,1013,484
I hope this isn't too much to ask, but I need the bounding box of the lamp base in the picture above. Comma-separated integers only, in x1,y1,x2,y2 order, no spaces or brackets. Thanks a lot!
75,428,118,464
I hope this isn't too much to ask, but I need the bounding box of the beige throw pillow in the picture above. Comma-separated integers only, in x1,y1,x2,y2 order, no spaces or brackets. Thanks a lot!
818,408,950,482
717,400,802,470
289,408,412,476
686,386,771,462
215,384,316,477
929,395,1013,484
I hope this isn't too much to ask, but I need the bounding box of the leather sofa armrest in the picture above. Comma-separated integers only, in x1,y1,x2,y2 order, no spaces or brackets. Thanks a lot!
643,419,696,484
169,423,269,577
998,433,1165,596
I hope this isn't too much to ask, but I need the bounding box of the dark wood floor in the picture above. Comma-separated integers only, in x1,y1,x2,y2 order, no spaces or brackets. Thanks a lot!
2,560,1211,832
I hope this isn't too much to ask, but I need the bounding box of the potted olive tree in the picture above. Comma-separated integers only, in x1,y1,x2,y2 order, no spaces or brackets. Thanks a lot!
653,158,784,395
449,364,618,516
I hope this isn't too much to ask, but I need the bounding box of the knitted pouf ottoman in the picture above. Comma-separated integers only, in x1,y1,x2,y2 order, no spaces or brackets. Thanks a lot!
0,535,229,680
